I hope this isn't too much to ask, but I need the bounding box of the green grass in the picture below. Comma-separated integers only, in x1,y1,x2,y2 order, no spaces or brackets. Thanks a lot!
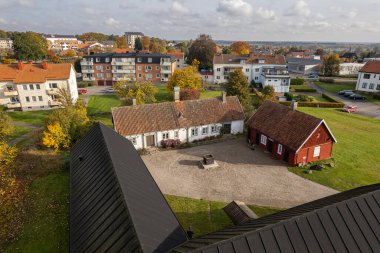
87,95,123,115
290,84,312,92
289,108,380,191
90,114,114,127
7,126,31,141
309,95,330,102
8,111,50,127
6,168,69,253
315,81,356,94
200,90,222,99
166,195,282,237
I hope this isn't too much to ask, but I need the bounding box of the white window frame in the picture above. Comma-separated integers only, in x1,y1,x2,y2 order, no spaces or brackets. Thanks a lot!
96,58,100,62
202,127,208,135
277,144,283,155
23,85,27,90
32,96,37,102
191,128,198,136
38,96,43,101
174,131,179,138
313,146,321,157
36,84,41,90
25,96,30,102
29,84,34,90
211,125,218,133
130,137,137,145
162,132,169,140
148,58,152,63
260,135,267,145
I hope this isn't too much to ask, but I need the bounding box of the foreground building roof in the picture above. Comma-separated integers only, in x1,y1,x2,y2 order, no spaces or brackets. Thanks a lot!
70,123,187,253
360,61,380,74
213,54,286,65
112,96,245,136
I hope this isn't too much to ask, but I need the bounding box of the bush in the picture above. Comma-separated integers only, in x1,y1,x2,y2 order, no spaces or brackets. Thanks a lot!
161,139,181,148
319,78,335,83
295,95,313,102
294,88,317,92
290,78,305,85
322,93,340,103
279,101,344,108
179,88,201,100
284,92,294,101
373,92,380,100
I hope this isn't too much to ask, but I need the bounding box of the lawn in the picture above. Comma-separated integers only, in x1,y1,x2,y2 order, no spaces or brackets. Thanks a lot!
290,84,313,92
7,125,31,141
90,114,113,127
87,95,123,115
289,108,380,191
156,85,222,102
8,110,50,127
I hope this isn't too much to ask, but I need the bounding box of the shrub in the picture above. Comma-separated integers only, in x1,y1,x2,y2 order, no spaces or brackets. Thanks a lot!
290,78,305,85
295,95,313,102
284,92,294,101
373,92,380,100
294,88,317,92
179,88,201,100
77,82,88,88
322,93,340,103
319,78,335,83
161,139,181,148
279,101,344,108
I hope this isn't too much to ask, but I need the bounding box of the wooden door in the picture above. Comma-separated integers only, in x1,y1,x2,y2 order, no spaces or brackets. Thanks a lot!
284,149,289,162
267,140,273,153
146,135,155,147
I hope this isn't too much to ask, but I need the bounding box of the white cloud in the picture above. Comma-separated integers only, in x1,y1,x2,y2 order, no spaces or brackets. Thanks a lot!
256,7,276,20
119,0,138,9
104,17,120,26
284,1,310,17
170,0,190,15
18,0,31,6
0,18,7,24
329,6,357,18
217,0,253,17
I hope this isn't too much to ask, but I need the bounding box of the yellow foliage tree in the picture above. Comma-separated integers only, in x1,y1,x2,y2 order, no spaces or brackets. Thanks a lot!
42,122,70,152
167,66,202,93
230,41,251,55
113,81,158,105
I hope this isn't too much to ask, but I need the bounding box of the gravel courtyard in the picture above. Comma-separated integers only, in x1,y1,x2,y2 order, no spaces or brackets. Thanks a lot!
142,138,338,208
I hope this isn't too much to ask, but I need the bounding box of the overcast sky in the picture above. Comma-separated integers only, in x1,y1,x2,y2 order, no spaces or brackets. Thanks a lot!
1,0,380,42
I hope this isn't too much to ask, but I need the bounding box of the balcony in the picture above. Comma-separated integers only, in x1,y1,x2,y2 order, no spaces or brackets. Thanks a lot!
83,76,95,81
161,61,172,66
261,69,289,77
112,69,135,74
111,61,135,65
47,88,59,95
161,69,171,74
81,60,93,65
3,89,18,96
113,77,136,82
82,69,94,74
49,100,61,106
6,102,21,109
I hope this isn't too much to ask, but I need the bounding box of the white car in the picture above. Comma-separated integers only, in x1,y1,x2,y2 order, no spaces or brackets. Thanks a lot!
104,88,115,93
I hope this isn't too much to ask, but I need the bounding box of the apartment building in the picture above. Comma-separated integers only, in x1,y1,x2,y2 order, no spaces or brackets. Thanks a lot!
125,32,144,49
0,38,13,49
81,53,176,85
213,54,290,93
43,34,78,51
0,62,78,111
167,51,187,69
356,61,380,93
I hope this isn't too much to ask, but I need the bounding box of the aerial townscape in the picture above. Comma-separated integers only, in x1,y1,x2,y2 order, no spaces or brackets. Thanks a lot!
1,0,380,252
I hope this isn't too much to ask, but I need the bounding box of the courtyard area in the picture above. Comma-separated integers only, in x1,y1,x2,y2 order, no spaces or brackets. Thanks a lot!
142,138,338,208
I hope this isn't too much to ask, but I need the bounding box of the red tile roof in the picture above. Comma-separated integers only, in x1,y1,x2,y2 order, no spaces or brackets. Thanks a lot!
112,96,245,136
0,63,72,83
248,101,336,151
167,52,185,59
360,61,380,74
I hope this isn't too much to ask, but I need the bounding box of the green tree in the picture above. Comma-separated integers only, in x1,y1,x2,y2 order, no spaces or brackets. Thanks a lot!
187,34,217,70
74,58,82,73
322,53,340,77
0,111,14,140
167,66,202,93
222,69,250,107
77,32,108,42
113,81,158,105
222,47,232,54
261,86,276,101
134,37,142,50
11,32,48,60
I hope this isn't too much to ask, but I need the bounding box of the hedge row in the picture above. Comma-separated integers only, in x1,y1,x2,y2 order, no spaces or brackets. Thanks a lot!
290,78,305,85
322,93,341,103
294,88,317,92
319,78,335,83
280,101,345,108
373,93,380,100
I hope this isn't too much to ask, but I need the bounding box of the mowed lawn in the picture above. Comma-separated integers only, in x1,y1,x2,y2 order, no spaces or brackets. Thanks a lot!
87,95,123,115
290,108,380,191
8,110,50,127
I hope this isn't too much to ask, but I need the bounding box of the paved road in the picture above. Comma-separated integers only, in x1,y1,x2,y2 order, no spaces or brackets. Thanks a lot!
142,138,338,208
309,82,380,120
82,86,115,104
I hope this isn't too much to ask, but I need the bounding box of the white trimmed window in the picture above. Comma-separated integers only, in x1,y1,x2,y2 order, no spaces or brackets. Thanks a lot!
369,83,375,89
162,132,169,140
260,135,267,145
130,137,137,145
174,131,179,138
202,127,208,135
23,85,27,90
36,84,41,90
277,144,283,155
362,83,368,89
29,84,34,90
138,66,142,70
32,96,37,102
25,96,30,102
191,128,198,136
377,84,380,90
38,96,43,101
313,146,321,157
211,125,218,133
96,58,100,62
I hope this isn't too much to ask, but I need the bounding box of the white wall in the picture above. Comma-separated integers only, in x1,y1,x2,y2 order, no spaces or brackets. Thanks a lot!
262,77,290,93
231,120,244,134
356,72,380,93
340,63,364,76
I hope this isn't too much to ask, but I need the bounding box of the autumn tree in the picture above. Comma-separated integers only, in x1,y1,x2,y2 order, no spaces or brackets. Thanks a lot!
135,37,142,50
187,34,217,70
315,48,324,56
230,41,250,55
11,32,48,60
115,36,127,48
42,122,69,151
63,49,76,57
261,86,276,101
222,47,232,54
167,66,202,93
113,81,158,105
0,111,14,140
223,69,250,107
322,53,340,77
141,36,150,50
77,32,108,42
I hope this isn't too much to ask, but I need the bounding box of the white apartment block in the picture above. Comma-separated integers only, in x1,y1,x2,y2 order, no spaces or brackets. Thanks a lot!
0,38,13,49
44,34,78,51
125,32,144,49
0,62,78,111
356,61,380,93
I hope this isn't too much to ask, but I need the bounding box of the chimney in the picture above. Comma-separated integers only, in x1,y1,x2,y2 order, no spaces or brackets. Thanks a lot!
174,87,180,102
132,98,137,106
222,91,227,103
17,62,24,70
41,62,48,70
291,100,298,111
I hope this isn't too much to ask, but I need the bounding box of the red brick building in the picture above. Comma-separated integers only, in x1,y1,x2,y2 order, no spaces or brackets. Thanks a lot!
247,101,337,166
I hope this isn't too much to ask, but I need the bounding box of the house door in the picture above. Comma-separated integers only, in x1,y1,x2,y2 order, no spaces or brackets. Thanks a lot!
267,140,273,153
146,135,155,147
284,149,289,162
223,123,231,134
255,132,260,145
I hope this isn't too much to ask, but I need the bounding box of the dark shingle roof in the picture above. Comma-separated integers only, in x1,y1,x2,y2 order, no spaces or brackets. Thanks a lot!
248,101,336,152
112,96,245,136
171,183,380,252
70,123,187,253
213,54,286,65
286,57,322,65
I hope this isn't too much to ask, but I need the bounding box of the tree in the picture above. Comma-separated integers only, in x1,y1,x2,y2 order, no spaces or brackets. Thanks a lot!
167,66,202,93
261,86,276,101
11,32,48,60
230,41,250,55
322,53,340,77
74,58,82,73
180,89,201,100
115,36,127,48
0,112,14,140
42,122,69,151
315,48,324,56
141,36,150,50
63,49,76,57
113,81,158,105
134,37,142,50
77,32,108,42
187,34,217,70
222,47,232,54
222,69,250,107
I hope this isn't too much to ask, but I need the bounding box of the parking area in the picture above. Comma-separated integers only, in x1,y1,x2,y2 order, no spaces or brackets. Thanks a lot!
142,138,338,208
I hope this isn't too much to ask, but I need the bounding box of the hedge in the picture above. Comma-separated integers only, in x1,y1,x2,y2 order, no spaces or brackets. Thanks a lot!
294,88,317,92
290,78,305,85
373,92,380,100
279,101,345,108
322,93,341,103
319,78,335,83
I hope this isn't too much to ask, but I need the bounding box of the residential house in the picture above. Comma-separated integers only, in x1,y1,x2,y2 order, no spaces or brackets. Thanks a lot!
213,54,290,93
339,63,365,76
200,70,214,84
341,52,358,62
43,34,78,51
247,101,337,166
125,32,144,49
81,52,176,85
72,122,380,253
167,51,187,69
111,90,245,150
0,62,78,111
287,58,322,75
356,61,380,93
0,38,12,50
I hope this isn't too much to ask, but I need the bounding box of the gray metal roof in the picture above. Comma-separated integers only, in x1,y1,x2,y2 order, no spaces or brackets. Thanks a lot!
286,57,322,65
70,123,187,253
171,184,380,252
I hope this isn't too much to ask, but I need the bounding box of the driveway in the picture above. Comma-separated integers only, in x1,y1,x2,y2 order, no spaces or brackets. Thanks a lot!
82,86,115,104
142,138,338,208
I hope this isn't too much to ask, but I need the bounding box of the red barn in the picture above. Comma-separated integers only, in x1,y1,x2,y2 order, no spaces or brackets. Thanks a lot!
247,101,337,166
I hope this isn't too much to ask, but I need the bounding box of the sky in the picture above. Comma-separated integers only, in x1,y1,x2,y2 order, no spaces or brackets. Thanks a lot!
1,0,380,42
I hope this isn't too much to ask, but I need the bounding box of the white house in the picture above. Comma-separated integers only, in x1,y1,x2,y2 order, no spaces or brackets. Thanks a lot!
340,63,365,76
200,70,214,84
112,90,245,150
356,61,380,93
0,62,78,111
0,38,12,50
213,54,290,93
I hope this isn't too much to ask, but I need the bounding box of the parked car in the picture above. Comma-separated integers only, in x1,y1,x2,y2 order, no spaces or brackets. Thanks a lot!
338,90,353,95
342,105,358,113
104,87,115,93
307,74,319,79
78,88,88,95
343,91,355,97
349,94,367,100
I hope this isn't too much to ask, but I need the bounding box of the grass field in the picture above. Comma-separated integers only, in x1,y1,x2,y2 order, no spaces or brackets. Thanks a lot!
8,110,50,127
289,108,380,191
87,95,123,115
7,125,31,141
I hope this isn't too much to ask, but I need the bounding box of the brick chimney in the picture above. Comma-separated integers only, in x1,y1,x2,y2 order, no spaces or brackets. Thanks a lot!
222,91,227,103
17,62,25,70
174,87,180,102
41,62,48,70
291,100,298,111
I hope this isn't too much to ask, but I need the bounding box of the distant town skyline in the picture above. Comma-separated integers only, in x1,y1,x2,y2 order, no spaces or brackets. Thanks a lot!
1,0,380,43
